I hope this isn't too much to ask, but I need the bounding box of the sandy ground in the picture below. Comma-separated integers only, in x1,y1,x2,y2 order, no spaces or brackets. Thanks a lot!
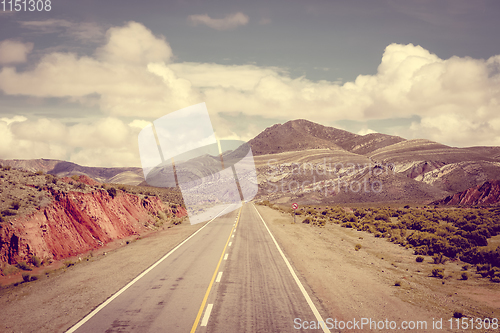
257,205,500,332
0,222,203,333
2,205,500,332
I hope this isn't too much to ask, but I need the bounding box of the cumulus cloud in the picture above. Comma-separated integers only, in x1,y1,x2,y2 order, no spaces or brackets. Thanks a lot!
0,116,142,166
129,119,152,129
1,21,500,166
0,40,33,64
96,22,172,65
188,12,249,30
358,128,377,136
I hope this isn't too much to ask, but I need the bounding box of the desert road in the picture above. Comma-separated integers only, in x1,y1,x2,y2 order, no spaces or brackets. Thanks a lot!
66,203,331,333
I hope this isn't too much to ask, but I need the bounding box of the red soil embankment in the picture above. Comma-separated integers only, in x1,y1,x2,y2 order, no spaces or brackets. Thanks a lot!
0,189,184,265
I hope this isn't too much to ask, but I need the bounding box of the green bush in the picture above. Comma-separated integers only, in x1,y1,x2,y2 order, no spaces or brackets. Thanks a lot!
355,244,362,251
433,253,447,265
432,268,444,279
22,272,31,282
16,261,32,271
1,209,16,216
107,187,117,198
31,255,41,267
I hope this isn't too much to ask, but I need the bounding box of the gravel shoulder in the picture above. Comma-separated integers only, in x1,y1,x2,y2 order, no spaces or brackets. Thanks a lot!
256,205,500,332
0,222,203,333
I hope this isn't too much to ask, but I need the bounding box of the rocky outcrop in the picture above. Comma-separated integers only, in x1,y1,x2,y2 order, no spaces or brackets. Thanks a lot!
432,180,500,206
0,189,185,265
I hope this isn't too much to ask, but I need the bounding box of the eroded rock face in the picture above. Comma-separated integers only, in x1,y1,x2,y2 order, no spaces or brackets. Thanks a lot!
0,189,184,265
433,180,500,206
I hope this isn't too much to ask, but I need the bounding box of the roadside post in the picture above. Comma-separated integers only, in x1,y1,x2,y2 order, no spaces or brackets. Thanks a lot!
292,202,298,223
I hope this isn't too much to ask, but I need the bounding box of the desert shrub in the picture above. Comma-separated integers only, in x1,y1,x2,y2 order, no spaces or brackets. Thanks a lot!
10,201,20,210
374,213,390,223
107,187,117,198
461,264,470,271
22,272,31,282
413,245,429,255
64,260,74,268
342,222,355,228
76,183,86,190
453,311,463,318
416,256,424,263
157,211,167,220
30,275,38,281
117,185,127,192
461,272,469,280
36,170,44,175
433,253,447,265
4,165,11,170
355,244,362,251
31,255,41,267
16,261,32,271
71,175,79,181
1,209,16,216
394,280,401,286
404,205,410,209
432,268,444,279
302,218,311,224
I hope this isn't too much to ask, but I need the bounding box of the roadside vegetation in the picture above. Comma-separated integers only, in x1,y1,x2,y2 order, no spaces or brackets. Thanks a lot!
257,201,500,282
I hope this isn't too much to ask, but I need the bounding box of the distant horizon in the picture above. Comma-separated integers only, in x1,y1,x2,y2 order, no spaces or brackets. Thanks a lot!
1,117,499,169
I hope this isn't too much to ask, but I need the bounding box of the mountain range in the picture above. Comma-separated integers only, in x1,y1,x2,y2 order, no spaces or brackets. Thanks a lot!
2,119,500,205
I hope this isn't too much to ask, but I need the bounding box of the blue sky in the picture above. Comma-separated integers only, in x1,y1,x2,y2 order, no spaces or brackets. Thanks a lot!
0,0,499,166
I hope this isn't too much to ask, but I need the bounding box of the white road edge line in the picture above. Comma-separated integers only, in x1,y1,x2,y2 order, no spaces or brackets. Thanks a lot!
252,204,331,333
216,271,223,282
65,205,232,333
200,303,214,327
224,253,228,260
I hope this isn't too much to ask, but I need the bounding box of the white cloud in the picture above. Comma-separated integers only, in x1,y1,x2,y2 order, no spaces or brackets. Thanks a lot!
0,115,27,125
358,128,377,135
0,40,33,64
96,22,172,65
188,12,249,30
129,119,152,129
1,116,143,166
1,21,500,166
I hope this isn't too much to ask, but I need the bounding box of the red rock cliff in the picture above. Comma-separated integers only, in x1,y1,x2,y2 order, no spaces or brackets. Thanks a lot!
0,189,185,265
433,179,500,206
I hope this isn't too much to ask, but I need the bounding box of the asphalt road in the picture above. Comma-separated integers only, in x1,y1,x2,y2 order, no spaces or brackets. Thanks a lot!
67,203,330,333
